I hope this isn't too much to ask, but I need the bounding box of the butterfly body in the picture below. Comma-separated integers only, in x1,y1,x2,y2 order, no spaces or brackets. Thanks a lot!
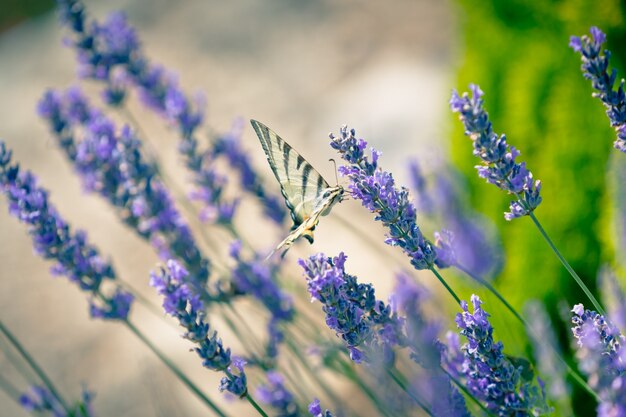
250,120,344,258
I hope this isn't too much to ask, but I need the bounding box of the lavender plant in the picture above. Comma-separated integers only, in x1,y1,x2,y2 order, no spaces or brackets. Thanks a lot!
444,295,549,416
570,27,626,153
4,1,626,416
571,305,626,416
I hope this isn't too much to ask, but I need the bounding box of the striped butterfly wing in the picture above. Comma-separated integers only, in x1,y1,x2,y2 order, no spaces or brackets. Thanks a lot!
251,119,330,231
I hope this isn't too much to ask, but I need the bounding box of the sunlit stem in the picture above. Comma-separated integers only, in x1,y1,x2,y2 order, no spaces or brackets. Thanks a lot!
429,267,461,304
528,212,606,316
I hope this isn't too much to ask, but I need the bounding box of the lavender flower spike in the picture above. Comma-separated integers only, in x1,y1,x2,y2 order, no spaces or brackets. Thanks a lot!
150,260,246,397
256,371,300,417
0,141,133,320
450,85,542,220
37,87,211,289
308,399,335,417
570,27,626,153
571,304,626,417
330,126,436,270
20,385,95,417
446,295,549,416
299,252,404,366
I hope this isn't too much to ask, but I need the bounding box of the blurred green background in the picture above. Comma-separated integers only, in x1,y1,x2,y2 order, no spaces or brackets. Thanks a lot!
0,0,54,31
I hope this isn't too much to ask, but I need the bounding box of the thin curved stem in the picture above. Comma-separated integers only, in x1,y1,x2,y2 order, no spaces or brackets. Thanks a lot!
528,212,605,316
124,320,229,417
245,394,270,417
0,321,70,413
429,267,461,304
0,372,23,403
386,368,434,417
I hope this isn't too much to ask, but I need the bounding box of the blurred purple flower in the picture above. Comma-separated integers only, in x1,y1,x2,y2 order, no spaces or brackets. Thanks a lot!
211,120,286,224
37,87,211,290
0,141,132,320
229,241,293,358
20,385,95,417
409,163,503,278
571,304,626,416
256,371,300,417
308,399,335,417
391,273,471,417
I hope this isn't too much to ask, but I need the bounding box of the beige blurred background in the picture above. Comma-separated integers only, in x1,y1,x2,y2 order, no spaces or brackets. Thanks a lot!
0,1,458,415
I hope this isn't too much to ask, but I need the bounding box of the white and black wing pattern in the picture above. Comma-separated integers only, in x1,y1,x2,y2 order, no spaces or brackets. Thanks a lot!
250,119,331,236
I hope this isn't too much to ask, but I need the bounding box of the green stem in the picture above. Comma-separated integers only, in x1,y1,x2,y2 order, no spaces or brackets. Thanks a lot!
0,321,70,413
0,372,22,403
124,320,229,417
440,366,494,417
455,264,600,401
385,368,434,417
429,267,461,304
245,394,270,417
455,264,524,324
283,332,346,413
528,212,605,316
335,358,394,417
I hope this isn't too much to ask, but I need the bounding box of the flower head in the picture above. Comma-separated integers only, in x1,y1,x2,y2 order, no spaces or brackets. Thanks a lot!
330,126,436,270
0,141,132,320
450,85,542,220
38,87,211,290
151,260,232,374
570,27,626,153
445,295,549,416
571,304,626,416
308,399,335,417
256,371,300,417
299,252,404,366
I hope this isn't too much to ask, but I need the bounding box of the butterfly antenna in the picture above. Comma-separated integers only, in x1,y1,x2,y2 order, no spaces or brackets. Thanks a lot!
329,158,339,186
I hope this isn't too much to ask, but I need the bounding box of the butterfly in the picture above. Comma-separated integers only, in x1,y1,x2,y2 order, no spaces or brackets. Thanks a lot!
250,120,345,259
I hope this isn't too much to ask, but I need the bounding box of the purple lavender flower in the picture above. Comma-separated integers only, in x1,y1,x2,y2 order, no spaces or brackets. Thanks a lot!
330,126,436,270
256,371,300,417
56,1,237,227
20,385,94,417
450,85,542,220
229,241,293,358
37,87,211,289
151,260,246,396
0,141,132,320
409,163,503,277
219,356,248,398
211,120,286,224
570,27,626,153
390,273,471,417
19,385,65,417
598,266,626,331
446,295,549,416
308,399,335,417
571,304,626,416
299,252,404,365
407,160,435,216
524,301,571,410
